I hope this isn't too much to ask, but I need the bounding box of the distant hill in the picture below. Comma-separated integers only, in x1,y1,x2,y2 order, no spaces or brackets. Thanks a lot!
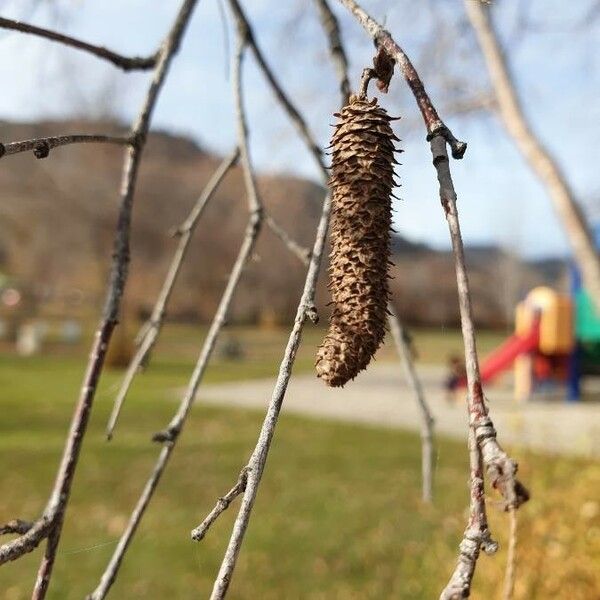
0,119,566,327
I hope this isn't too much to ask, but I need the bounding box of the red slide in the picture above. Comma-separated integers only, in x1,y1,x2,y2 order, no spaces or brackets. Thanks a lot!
479,321,540,383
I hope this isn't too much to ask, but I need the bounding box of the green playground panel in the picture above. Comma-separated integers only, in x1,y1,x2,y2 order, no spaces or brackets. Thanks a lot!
575,290,600,341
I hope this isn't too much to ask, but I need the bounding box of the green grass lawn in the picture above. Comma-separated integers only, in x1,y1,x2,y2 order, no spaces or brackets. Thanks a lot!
1,326,598,599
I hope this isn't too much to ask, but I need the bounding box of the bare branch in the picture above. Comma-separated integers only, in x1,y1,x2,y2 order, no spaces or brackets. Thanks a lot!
431,135,528,599
387,303,435,503
312,0,351,104
441,428,497,600
105,147,240,440
0,16,158,71
208,192,331,599
88,24,266,599
265,215,311,265
0,134,133,160
337,0,467,159
0,519,34,536
203,10,338,600
464,0,600,313
191,468,250,542
502,508,518,600
0,3,199,597
228,0,328,180
334,1,528,596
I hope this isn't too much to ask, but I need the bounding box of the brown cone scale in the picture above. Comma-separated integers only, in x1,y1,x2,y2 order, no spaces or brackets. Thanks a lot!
316,95,400,387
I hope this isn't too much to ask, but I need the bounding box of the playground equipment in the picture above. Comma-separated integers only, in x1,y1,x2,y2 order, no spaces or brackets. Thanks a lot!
476,283,600,402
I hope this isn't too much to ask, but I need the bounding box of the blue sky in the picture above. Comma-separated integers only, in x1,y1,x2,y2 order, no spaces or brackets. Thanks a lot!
1,0,599,257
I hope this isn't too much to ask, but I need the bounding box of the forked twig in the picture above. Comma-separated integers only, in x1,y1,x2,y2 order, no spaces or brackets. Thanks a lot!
191,468,250,542
88,17,308,597
0,16,158,71
228,0,328,180
105,148,240,440
387,304,435,503
0,3,199,599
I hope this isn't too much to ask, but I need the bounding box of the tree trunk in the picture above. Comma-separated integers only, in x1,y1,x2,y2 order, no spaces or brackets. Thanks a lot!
464,0,600,313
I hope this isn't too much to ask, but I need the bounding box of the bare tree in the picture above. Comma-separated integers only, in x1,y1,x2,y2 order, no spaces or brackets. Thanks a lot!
0,2,531,599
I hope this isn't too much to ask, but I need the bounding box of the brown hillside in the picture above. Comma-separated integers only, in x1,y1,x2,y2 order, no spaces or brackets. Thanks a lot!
0,120,565,327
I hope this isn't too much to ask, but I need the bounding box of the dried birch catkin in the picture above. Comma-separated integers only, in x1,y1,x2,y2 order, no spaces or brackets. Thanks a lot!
316,94,400,387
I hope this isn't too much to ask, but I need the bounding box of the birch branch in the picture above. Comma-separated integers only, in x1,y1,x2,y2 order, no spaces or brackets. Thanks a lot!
0,134,133,159
206,193,331,599
337,0,466,159
0,16,158,71
431,135,528,599
265,214,311,265
0,3,198,598
194,8,338,599
313,0,351,104
387,303,435,503
88,23,267,599
335,1,530,596
228,0,328,180
464,0,600,313
105,147,240,440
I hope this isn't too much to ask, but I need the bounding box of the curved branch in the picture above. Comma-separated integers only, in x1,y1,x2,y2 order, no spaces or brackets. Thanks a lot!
0,16,157,71
337,0,467,158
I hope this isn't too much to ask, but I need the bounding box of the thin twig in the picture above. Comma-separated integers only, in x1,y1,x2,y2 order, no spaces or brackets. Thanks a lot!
0,3,198,597
88,212,260,599
265,214,311,265
0,519,34,536
502,508,518,600
105,148,240,440
87,25,265,599
191,468,250,542
0,16,158,71
312,0,351,104
228,0,328,180
202,8,341,599
387,303,435,503
336,0,467,158
207,193,331,599
0,134,133,160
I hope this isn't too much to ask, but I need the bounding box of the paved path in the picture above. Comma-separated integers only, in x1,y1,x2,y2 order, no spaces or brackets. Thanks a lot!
197,363,600,458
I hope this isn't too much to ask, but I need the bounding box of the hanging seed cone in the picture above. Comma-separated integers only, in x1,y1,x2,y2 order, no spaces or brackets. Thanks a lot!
316,95,400,387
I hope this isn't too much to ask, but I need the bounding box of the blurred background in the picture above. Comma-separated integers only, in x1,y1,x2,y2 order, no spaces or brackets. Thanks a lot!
0,1,599,599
